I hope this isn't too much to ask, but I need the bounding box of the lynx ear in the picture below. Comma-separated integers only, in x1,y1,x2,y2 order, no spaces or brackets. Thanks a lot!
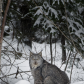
39,51,42,57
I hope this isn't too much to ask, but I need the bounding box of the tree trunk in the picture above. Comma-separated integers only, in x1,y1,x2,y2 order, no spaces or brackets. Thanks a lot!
49,0,53,64
0,0,11,74
50,0,52,5
61,35,66,63
50,33,53,64
0,0,3,75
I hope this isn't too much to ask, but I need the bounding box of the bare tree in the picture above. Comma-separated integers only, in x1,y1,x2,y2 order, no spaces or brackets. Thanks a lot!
61,35,66,63
0,0,11,74
50,33,53,64
0,0,3,75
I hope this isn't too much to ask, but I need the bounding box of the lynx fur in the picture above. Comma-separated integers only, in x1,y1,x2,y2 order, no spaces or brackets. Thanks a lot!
29,52,70,84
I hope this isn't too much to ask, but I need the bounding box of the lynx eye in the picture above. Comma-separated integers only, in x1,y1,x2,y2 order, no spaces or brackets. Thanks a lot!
33,58,38,60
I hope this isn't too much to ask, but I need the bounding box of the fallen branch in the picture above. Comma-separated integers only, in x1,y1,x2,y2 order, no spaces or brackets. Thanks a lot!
0,70,31,78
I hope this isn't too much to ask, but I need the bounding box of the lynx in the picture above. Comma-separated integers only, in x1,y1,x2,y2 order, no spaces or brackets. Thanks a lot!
29,52,70,84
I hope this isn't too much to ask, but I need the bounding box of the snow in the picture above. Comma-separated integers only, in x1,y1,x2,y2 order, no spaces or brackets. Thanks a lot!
34,6,43,16
15,80,84,84
34,15,43,27
1,39,84,84
4,26,9,31
72,81,84,84
1,0,84,84
34,2,58,18
1,24,84,84
34,1,58,33
15,80,30,84
49,7,58,18
78,7,84,14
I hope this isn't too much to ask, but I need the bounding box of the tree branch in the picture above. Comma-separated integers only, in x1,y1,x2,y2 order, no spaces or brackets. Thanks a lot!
0,70,30,78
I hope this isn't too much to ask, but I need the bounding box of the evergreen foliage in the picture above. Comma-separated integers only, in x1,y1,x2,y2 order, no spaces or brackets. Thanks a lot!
34,0,84,56
3,0,84,57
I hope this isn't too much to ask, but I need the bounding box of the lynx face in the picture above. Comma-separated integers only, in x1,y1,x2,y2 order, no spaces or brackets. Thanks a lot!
29,52,43,69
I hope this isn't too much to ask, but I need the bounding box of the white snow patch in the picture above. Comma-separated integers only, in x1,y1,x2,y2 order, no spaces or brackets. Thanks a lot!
15,80,30,84
72,81,84,84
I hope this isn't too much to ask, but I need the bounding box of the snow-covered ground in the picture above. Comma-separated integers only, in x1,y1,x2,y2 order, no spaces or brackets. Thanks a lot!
1,40,84,84
15,80,31,84
16,80,84,84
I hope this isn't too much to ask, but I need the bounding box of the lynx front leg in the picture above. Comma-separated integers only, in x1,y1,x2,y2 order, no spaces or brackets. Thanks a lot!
34,67,43,84
34,80,43,84
44,76,56,84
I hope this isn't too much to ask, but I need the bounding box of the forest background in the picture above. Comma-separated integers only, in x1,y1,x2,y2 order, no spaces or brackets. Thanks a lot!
0,0,84,84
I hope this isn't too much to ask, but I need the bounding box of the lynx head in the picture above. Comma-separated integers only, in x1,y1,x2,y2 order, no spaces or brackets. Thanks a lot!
29,51,43,69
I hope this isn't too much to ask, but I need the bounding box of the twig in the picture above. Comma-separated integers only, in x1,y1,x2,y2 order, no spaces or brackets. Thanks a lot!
79,62,84,70
64,51,71,71
3,39,22,59
70,52,78,82
2,56,30,77
32,0,84,59
0,77,9,84
0,70,30,78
